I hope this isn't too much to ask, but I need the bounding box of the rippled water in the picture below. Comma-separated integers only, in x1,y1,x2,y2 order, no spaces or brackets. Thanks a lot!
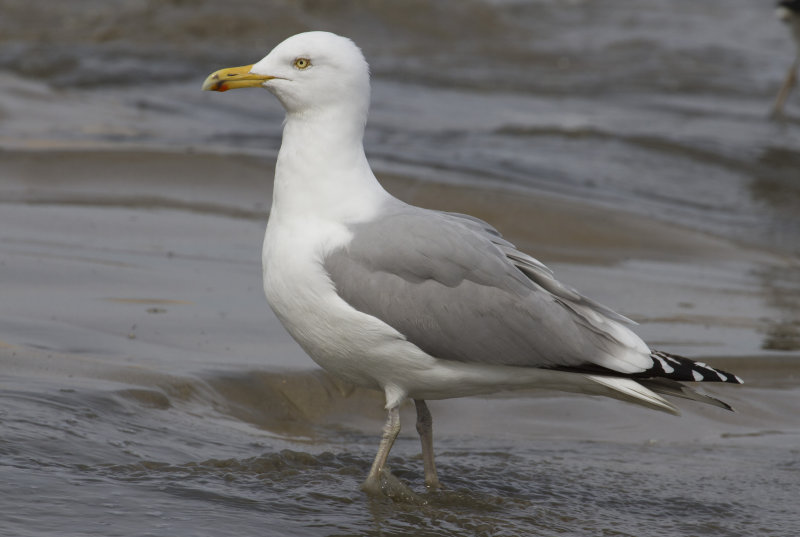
2,1,800,536
2,356,798,536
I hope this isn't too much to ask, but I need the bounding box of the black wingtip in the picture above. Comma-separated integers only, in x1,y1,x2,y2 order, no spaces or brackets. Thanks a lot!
647,350,743,384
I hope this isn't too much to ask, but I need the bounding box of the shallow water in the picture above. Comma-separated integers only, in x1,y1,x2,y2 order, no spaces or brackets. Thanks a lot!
2,1,800,536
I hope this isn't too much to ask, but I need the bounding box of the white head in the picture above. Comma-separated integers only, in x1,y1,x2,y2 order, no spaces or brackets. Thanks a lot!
203,32,371,120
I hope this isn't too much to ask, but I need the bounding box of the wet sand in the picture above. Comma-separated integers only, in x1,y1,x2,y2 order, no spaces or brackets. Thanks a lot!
2,147,799,536
2,146,771,262
2,146,798,406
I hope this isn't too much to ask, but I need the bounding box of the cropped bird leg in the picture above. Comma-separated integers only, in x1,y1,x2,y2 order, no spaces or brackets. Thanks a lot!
414,399,441,490
361,405,400,493
772,57,799,117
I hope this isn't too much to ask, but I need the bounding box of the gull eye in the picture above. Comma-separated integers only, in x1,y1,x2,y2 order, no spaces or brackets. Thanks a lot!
293,58,311,70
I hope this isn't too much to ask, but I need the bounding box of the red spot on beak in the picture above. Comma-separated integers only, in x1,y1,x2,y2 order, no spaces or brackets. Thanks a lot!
218,83,229,92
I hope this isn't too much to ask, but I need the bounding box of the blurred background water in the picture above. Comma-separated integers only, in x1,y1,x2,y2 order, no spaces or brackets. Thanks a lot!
1,1,799,536
2,0,800,251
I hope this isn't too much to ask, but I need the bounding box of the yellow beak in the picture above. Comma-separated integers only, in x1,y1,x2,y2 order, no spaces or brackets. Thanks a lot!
201,64,274,92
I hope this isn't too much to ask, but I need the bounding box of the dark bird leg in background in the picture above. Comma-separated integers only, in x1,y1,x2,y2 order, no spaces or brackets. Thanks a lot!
773,0,800,117
772,57,799,117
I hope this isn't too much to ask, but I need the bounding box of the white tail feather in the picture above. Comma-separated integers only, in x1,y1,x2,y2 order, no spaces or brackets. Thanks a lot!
585,375,680,415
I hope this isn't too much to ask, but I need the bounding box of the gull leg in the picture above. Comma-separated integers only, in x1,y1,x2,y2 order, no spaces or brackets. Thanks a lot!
771,58,799,118
414,399,441,490
361,405,400,494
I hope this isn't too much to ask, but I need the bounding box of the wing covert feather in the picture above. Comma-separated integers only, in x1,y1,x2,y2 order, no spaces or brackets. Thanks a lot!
324,203,651,372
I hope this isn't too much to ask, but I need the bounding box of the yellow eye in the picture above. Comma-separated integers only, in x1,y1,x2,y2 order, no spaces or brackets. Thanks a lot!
294,58,311,70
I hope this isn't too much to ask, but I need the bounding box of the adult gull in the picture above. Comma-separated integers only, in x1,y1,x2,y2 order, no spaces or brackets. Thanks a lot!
202,31,742,494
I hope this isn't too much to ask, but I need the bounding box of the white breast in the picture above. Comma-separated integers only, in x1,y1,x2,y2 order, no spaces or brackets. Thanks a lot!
262,214,437,394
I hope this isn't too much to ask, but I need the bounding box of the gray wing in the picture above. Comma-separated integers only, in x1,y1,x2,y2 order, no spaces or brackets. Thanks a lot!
324,201,652,373
443,211,637,326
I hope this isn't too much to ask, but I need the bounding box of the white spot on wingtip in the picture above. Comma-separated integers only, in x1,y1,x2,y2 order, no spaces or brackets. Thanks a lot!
692,370,704,381
654,355,674,374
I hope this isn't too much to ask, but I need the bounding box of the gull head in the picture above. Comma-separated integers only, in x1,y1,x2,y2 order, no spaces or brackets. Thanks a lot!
202,31,371,118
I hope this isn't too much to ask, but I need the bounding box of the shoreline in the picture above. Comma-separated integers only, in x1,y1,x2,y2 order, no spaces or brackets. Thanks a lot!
1,146,789,266
1,146,798,373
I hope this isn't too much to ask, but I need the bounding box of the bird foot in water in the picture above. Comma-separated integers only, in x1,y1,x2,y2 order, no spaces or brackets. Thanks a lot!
424,477,442,491
360,468,425,504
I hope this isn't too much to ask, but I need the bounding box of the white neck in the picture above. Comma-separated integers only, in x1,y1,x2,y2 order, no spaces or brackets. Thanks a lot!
270,106,390,225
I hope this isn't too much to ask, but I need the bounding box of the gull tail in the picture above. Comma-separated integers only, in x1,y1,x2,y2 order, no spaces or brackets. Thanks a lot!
638,378,735,411
584,375,680,415
580,348,742,413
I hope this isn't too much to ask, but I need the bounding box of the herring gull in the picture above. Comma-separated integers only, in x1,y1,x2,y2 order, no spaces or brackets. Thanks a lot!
202,31,742,494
